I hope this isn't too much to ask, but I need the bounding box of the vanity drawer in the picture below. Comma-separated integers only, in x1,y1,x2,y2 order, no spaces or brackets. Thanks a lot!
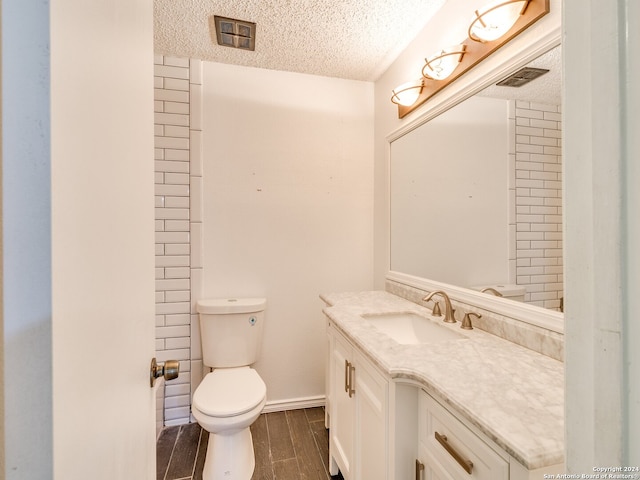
419,391,508,480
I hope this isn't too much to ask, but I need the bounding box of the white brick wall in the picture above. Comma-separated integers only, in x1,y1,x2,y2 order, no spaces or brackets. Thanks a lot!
154,55,203,426
509,100,564,311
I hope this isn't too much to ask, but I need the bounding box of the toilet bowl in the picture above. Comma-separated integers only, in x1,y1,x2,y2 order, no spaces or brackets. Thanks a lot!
192,367,267,480
193,298,267,480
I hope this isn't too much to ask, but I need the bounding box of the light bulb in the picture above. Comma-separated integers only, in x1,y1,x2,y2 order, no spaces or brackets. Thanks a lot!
469,0,529,42
422,45,466,80
391,80,424,107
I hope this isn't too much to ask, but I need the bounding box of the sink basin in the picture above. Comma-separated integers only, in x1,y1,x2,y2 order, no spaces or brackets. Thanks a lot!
361,312,466,345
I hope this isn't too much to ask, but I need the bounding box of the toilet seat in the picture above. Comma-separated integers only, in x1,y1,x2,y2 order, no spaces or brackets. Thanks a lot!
193,367,266,418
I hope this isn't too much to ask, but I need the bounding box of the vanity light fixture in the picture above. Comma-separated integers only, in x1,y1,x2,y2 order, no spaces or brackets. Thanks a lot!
391,0,548,118
391,79,424,107
422,45,467,80
468,0,530,42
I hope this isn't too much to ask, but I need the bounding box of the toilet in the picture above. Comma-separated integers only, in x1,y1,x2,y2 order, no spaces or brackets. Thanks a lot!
473,284,526,302
192,298,267,480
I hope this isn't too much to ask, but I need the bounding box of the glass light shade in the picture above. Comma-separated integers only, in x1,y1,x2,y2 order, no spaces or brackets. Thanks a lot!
391,80,424,107
422,45,467,80
468,0,529,42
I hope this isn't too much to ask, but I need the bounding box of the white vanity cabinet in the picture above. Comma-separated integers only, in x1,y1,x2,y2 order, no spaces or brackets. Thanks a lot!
327,321,388,480
322,291,564,480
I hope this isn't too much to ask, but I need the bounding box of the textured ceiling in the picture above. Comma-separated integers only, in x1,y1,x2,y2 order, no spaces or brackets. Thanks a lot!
154,1,561,101
154,0,446,82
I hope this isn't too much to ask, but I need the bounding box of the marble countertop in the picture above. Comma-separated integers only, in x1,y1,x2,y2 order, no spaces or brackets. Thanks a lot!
321,290,564,470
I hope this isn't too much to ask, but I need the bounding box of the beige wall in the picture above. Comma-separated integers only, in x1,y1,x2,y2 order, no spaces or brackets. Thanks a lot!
200,62,375,406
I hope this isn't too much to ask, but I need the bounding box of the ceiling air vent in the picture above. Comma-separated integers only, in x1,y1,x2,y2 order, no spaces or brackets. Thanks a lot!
210,15,256,51
496,67,549,87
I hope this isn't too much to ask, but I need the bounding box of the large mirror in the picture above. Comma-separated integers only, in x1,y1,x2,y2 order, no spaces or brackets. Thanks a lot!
390,45,563,315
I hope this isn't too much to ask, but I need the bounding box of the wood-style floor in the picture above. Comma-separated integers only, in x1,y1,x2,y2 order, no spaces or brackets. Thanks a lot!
157,407,344,480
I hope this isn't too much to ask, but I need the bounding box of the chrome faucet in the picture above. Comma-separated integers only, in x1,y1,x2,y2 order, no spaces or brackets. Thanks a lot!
423,290,456,323
461,312,481,330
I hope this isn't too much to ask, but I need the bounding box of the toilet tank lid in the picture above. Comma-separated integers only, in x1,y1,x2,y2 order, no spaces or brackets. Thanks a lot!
472,284,525,297
197,298,266,314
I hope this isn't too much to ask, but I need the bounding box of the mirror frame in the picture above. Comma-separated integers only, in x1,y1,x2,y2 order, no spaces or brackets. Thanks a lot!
386,25,563,334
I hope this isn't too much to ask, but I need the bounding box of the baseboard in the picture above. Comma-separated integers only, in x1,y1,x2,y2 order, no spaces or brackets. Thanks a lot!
163,395,327,431
262,395,326,413
165,416,191,427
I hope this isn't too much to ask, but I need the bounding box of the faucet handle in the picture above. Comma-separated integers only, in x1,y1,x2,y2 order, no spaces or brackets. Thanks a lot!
432,301,442,317
461,312,481,330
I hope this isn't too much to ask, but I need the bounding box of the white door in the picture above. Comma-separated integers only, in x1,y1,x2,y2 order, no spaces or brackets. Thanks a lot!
0,0,158,478
49,0,157,476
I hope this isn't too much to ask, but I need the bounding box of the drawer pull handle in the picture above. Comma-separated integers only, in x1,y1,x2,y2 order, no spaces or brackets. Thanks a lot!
415,459,424,480
348,363,356,398
344,360,356,397
435,431,473,474
344,360,350,393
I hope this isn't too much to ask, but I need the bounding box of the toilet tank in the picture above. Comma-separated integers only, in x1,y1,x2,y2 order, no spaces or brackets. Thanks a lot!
196,298,266,368
473,284,526,302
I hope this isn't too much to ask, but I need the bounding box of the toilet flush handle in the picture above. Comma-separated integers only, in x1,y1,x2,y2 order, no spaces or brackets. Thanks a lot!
150,358,180,387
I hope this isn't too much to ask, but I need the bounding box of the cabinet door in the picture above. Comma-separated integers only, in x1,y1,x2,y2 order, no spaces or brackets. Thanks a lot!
329,331,355,479
354,350,388,480
425,462,454,480
419,440,456,480
417,457,454,480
